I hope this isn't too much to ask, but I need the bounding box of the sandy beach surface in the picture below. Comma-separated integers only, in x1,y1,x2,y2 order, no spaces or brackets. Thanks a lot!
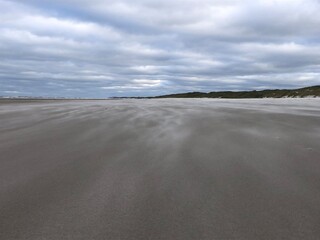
0,98,320,240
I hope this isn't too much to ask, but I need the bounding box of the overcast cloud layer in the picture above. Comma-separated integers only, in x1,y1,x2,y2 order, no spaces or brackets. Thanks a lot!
1,0,320,97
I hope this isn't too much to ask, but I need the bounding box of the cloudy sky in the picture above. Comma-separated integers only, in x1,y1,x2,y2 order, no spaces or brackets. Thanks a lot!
1,0,320,97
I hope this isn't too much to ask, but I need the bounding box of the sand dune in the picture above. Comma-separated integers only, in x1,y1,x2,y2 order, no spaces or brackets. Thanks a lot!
1,99,320,240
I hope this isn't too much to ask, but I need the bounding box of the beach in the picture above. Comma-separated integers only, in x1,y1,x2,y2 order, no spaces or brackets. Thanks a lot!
1,98,320,240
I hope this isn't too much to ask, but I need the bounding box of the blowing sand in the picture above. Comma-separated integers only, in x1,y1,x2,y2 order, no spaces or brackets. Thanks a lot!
0,99,320,240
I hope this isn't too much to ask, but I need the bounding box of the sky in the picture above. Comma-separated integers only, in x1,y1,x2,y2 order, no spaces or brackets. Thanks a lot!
1,0,320,98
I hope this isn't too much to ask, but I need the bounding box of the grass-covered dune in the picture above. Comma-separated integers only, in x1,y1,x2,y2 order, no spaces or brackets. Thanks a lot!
155,85,320,98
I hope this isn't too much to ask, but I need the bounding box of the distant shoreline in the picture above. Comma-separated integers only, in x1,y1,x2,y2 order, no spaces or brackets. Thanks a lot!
1,85,319,100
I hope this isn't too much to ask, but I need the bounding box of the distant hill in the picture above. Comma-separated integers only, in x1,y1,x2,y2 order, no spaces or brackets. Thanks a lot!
155,86,320,99
1,86,319,100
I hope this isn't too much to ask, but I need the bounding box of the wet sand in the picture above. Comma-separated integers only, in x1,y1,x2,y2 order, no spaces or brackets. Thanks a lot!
1,99,320,240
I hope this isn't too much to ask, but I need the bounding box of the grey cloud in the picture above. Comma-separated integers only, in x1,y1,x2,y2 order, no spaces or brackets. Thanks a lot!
0,0,320,97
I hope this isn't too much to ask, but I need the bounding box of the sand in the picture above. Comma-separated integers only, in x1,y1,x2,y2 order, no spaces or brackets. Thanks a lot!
0,98,320,240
